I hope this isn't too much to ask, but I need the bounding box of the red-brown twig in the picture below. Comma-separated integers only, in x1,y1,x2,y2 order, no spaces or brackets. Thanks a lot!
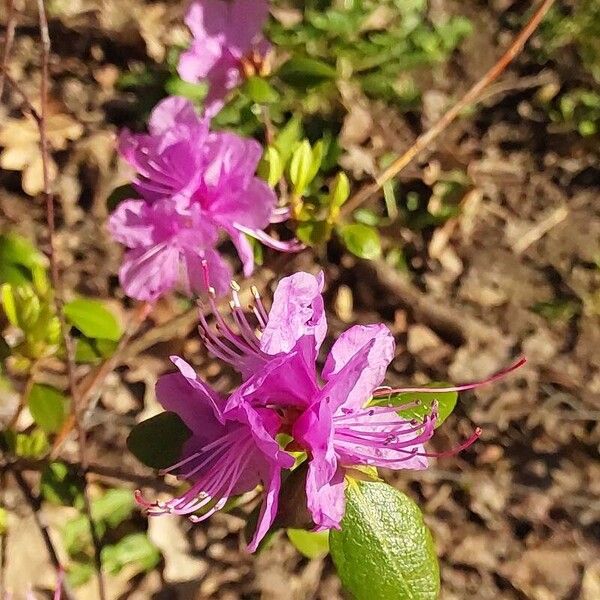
34,2,106,598
10,468,74,600
341,0,557,216
0,0,17,99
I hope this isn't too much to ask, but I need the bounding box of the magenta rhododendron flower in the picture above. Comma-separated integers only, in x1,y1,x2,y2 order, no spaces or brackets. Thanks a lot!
197,268,525,531
137,266,524,548
135,355,294,552
109,97,298,301
178,0,271,115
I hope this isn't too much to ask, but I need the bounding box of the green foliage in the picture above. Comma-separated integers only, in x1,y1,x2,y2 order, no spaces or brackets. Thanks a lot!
127,411,192,470
531,298,581,322
62,489,159,587
28,383,69,433
41,461,84,509
269,0,472,109
0,507,7,535
1,429,49,458
287,528,330,559
338,223,382,259
330,481,440,600
0,232,48,288
64,298,122,341
373,385,458,428
102,533,161,575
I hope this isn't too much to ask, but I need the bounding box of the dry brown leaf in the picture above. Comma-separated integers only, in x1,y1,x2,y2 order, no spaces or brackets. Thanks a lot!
0,113,83,196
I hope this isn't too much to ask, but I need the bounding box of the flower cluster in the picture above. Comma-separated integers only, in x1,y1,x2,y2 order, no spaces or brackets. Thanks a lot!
178,0,271,116
136,269,524,550
109,97,299,302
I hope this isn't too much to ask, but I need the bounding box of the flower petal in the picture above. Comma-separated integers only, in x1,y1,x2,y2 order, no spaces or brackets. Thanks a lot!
119,243,179,301
246,462,281,552
260,271,327,357
293,400,345,530
107,199,154,248
322,324,395,411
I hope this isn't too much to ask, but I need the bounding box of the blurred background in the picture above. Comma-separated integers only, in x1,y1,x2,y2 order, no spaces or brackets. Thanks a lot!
0,0,598,598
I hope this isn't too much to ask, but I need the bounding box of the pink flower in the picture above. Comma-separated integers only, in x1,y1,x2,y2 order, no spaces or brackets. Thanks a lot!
109,97,299,301
178,0,271,116
135,355,293,552
197,269,524,531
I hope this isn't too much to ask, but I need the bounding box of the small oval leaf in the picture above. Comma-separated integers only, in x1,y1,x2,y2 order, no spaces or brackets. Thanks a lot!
330,481,440,600
64,298,122,341
28,383,69,434
287,528,330,559
127,411,192,470
278,56,337,88
338,223,382,260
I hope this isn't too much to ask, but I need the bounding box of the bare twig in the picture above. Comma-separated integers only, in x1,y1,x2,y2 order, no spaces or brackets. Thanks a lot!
34,2,106,597
0,0,17,99
10,468,74,600
4,458,178,493
341,0,557,216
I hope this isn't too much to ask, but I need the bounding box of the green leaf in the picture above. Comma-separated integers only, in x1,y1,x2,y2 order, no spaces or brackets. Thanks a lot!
74,337,118,364
0,233,46,276
289,140,313,197
375,384,458,428
41,461,84,509
278,56,337,88
28,383,69,434
1,284,18,327
329,172,351,209
64,298,122,341
106,184,137,212
274,116,303,164
165,75,207,101
338,223,382,260
244,76,280,104
101,533,160,575
287,529,330,559
296,220,332,246
66,561,94,588
330,481,440,600
127,411,192,470
10,429,49,458
92,488,136,528
258,146,284,188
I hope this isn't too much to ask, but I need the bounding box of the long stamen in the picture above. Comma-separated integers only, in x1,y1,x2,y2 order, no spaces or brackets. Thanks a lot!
251,285,268,325
373,357,526,398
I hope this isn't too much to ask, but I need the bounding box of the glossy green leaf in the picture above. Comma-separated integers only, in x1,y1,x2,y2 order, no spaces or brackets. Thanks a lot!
64,298,122,341
0,507,7,535
41,461,84,509
338,223,382,260
127,411,192,469
0,233,46,275
274,115,303,164
258,146,284,187
375,384,458,428
329,172,351,209
287,528,330,559
244,76,280,104
12,430,49,458
165,75,207,101
74,337,118,364
28,383,69,433
278,56,337,88
330,481,440,600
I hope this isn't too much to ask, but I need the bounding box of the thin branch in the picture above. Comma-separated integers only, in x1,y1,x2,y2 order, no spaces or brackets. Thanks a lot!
0,0,17,99
341,0,557,216
10,469,74,600
4,458,178,493
34,2,106,598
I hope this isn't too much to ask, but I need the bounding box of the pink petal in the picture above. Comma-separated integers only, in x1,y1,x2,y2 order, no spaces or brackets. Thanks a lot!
182,247,232,298
156,361,225,432
260,271,327,357
323,324,395,412
228,0,270,53
148,96,203,134
184,0,229,41
107,199,154,248
119,243,179,301
246,462,281,552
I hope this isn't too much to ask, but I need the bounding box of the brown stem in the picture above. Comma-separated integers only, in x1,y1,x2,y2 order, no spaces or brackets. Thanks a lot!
0,0,17,99
341,0,557,216
35,2,106,598
10,468,74,600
